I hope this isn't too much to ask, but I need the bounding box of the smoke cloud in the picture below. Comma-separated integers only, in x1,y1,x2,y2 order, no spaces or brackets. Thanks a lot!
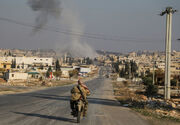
56,40,97,58
55,7,97,58
28,0,62,32
28,0,97,58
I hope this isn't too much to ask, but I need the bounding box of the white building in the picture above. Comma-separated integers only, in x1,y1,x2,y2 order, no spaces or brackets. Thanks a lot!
156,62,165,69
117,77,127,82
4,72,28,81
0,57,53,69
80,67,91,73
60,67,74,78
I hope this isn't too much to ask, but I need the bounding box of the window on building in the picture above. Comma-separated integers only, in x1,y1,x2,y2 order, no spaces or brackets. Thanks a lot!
40,59,42,61
3,65,6,68
12,74,14,77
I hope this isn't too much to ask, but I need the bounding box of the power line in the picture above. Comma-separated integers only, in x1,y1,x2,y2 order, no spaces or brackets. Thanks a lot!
0,16,154,43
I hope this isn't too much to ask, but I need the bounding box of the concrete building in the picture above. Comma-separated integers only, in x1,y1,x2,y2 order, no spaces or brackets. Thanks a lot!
0,56,53,69
4,72,28,81
60,67,74,78
80,67,91,74
0,60,11,70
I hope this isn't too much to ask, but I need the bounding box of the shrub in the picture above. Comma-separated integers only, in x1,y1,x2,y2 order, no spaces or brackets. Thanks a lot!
171,79,177,86
145,83,158,98
142,77,153,85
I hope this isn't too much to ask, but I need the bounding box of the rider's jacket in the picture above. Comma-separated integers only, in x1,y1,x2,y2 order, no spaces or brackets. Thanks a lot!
71,84,90,101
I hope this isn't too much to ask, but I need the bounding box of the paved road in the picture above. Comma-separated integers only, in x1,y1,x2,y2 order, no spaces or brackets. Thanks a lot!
0,77,149,125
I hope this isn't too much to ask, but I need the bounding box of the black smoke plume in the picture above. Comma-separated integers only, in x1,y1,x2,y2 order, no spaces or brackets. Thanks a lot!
28,0,62,32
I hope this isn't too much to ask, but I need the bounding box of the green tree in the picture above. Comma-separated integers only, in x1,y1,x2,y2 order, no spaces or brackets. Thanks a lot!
119,68,124,77
125,62,130,75
142,77,153,85
46,71,50,78
112,62,120,73
130,61,138,78
46,66,52,78
11,59,16,68
8,51,12,56
145,83,158,98
55,59,61,71
86,57,93,65
172,75,180,88
145,69,152,77
69,70,74,79
119,68,126,77
110,57,114,62
171,79,177,86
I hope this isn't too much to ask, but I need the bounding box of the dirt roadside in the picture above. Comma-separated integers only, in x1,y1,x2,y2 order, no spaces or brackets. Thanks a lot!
112,80,180,125
0,74,98,95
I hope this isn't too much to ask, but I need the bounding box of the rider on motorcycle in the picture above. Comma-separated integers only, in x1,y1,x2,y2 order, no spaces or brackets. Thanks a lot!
70,79,90,117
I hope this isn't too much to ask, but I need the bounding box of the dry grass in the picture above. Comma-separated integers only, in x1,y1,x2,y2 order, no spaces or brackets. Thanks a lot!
0,74,99,95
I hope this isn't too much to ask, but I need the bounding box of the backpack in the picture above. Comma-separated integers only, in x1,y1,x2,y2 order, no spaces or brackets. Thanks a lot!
70,86,81,101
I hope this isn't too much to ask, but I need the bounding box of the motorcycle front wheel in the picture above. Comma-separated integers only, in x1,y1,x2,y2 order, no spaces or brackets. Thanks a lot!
77,110,81,123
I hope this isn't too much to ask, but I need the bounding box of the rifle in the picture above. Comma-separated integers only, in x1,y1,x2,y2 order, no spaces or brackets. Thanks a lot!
77,85,86,102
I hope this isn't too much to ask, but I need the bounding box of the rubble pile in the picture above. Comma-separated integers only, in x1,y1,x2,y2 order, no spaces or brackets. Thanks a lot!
113,81,180,120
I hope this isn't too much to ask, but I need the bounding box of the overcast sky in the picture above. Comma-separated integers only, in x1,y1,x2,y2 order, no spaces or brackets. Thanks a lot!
0,0,180,52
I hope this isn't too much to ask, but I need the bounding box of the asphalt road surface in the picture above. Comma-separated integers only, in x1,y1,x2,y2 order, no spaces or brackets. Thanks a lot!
0,77,149,125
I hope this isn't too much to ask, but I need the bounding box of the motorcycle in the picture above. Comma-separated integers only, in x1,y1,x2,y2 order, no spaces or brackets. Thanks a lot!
72,99,85,123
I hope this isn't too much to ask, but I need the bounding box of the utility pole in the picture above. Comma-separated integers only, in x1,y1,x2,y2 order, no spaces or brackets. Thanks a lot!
152,52,155,85
152,59,155,85
129,60,131,79
160,7,177,100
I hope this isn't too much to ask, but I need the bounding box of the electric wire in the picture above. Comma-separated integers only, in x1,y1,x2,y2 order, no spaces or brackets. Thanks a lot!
0,16,163,43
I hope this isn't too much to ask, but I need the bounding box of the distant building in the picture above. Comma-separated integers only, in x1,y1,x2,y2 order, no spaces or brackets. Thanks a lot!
79,66,91,77
80,67,91,74
117,77,127,82
60,67,74,78
129,52,137,57
28,72,40,79
0,60,11,70
156,61,165,69
0,56,53,69
4,72,28,81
